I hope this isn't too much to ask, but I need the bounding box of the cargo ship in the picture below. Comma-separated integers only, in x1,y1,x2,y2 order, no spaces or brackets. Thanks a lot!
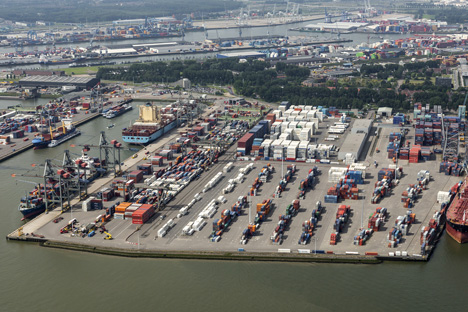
446,179,468,243
18,195,45,220
18,152,104,220
32,118,80,149
122,102,193,144
73,150,106,183
102,104,133,119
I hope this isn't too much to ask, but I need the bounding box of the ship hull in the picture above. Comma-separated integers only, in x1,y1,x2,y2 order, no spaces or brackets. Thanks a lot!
32,139,49,148
48,130,81,147
19,204,46,220
446,220,468,243
122,120,177,144
105,106,132,119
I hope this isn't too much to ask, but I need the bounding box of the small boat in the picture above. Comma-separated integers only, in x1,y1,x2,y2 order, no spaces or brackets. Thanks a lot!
107,124,115,129
23,138,29,141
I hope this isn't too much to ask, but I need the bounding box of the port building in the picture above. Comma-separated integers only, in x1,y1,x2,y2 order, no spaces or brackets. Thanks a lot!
338,119,373,161
19,76,100,90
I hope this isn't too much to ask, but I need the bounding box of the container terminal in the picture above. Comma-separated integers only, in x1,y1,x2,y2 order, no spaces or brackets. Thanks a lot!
0,91,133,162
6,99,464,263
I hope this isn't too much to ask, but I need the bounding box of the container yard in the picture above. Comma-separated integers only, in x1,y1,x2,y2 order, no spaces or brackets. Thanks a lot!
0,94,132,162
6,100,463,263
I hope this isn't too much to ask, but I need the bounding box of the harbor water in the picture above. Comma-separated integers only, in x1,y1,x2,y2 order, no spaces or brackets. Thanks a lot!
0,19,415,71
1,97,468,311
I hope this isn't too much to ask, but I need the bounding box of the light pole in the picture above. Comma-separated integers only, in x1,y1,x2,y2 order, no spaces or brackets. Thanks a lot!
361,195,365,229
281,153,284,180
248,194,251,225
314,237,317,254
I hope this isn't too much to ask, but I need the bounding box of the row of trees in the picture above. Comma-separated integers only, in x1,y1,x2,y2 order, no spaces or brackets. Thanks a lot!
97,58,467,111
0,0,241,23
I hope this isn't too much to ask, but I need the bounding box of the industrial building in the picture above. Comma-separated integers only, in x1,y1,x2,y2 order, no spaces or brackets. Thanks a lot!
351,119,373,135
337,119,373,161
92,47,137,56
19,76,100,90
216,51,266,59
303,22,369,32
377,107,393,117
269,56,329,66
13,70,65,77
338,132,367,161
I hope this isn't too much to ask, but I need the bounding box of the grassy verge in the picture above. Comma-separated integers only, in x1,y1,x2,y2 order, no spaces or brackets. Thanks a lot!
63,66,100,75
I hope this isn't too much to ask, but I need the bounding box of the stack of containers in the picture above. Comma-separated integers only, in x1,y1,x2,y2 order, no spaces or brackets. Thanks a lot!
150,155,163,167
137,163,152,175
387,140,401,159
299,128,311,141
114,202,132,219
286,141,299,160
272,139,284,159
158,150,173,160
399,147,409,160
259,120,270,133
261,139,272,159
368,207,387,231
131,204,155,224
271,121,282,135
272,109,283,118
297,121,307,130
24,125,38,133
306,122,316,134
251,138,264,156
101,188,115,202
237,132,254,155
414,129,424,146
433,127,442,145
330,205,351,245
307,144,317,159
10,129,24,139
345,170,364,184
297,141,309,159
409,145,421,163
169,143,182,153
128,170,144,183
125,203,141,219
255,199,272,224
424,126,433,146
420,211,442,246
420,146,432,160
393,114,405,125
266,113,276,123
389,132,402,142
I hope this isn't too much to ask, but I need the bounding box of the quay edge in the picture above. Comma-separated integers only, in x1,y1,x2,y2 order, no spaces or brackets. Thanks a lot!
41,240,383,264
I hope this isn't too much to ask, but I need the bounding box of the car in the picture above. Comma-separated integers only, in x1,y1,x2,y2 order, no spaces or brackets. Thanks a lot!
159,215,166,221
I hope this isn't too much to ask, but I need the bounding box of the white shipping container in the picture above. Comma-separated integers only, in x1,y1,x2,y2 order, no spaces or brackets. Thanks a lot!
157,228,167,237
288,121,298,129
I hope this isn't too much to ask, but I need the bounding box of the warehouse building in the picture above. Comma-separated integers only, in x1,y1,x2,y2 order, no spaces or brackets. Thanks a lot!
351,119,373,135
338,119,373,162
377,107,393,117
338,132,367,162
19,76,100,90
216,51,266,59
